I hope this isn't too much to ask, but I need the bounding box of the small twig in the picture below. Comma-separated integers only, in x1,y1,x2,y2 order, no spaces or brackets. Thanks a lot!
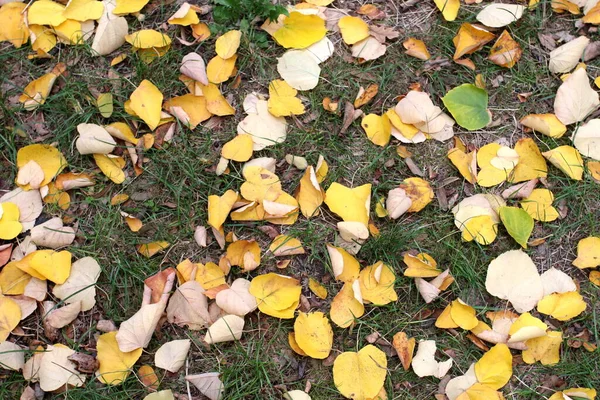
185,358,192,400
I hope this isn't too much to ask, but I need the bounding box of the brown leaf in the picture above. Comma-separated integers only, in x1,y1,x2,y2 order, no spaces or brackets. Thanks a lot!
369,25,401,43
405,157,424,176
538,33,556,50
0,244,12,267
583,41,600,62
365,331,380,343
144,268,178,304
340,101,356,135
392,332,415,371
354,84,379,108
68,352,99,374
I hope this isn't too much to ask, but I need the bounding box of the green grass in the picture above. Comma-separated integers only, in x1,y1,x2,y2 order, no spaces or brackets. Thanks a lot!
1,1,600,399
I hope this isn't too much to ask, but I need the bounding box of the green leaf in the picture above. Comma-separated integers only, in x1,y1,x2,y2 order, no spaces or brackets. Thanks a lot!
499,206,534,249
442,83,491,131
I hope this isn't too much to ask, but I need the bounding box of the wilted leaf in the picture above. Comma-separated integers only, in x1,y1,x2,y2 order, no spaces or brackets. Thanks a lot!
39,344,86,391
91,0,128,55
488,30,522,68
523,331,562,365
330,280,364,328
238,100,287,149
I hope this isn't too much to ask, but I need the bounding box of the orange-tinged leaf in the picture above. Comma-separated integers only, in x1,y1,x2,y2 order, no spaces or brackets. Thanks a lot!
288,332,307,356
453,23,495,60
137,241,169,258
392,332,416,370
403,38,431,60
138,365,159,391
399,177,434,212
354,84,379,108
488,30,522,68
226,240,261,271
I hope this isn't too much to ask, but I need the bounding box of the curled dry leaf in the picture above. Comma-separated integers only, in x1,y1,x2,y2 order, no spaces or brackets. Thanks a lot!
167,280,211,329
215,278,257,316
30,217,75,249
204,314,245,344
392,332,416,371
53,257,101,311
554,68,599,125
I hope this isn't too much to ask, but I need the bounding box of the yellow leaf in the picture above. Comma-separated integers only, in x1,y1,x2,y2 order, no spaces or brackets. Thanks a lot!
163,94,212,129
523,331,562,365
226,240,261,272
573,236,600,269
338,16,370,45
215,30,242,59
137,241,169,258
207,189,239,230
453,23,495,60
542,145,584,180
403,38,431,60
97,93,113,118
549,388,597,400
0,294,21,342
326,244,360,282
288,332,307,356
508,312,547,343
477,143,515,187
206,54,237,84
0,202,22,240
200,82,235,116
125,29,171,49
62,0,104,21
449,299,478,329
358,261,397,305
590,271,600,286
168,3,199,26
510,137,548,183
28,0,66,26
459,383,505,400
386,108,421,141
330,280,364,328
537,291,587,321
361,113,391,147
191,22,211,41
221,134,253,162
113,0,148,14
324,182,371,225
296,166,324,218
0,262,31,295
474,343,512,390
93,154,126,184
273,12,327,49
269,235,305,257
488,30,522,68
308,277,327,299
96,331,143,385
399,177,434,212
333,345,387,400
403,252,441,278
448,147,477,184
294,312,333,359
29,250,72,284
53,19,84,45
106,122,138,145
29,24,57,56
520,189,559,222
19,70,61,111
434,0,460,20
249,273,301,319
129,80,163,130
0,2,29,48
520,114,566,138
268,79,305,117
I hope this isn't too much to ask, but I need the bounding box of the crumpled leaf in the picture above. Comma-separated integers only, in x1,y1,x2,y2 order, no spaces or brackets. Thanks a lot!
249,273,301,319
294,311,333,359
91,0,128,56
415,269,454,303
499,206,534,248
238,99,287,150
96,331,142,385
272,12,327,49
411,340,453,378
186,372,224,400
509,137,548,183
572,119,600,161
485,250,543,313
204,314,245,344
442,84,490,130
548,388,597,400
542,145,584,180
93,154,126,184
39,344,86,391
453,23,495,60
333,345,387,400
488,30,522,68
554,68,599,125
215,278,257,316
573,236,600,269
154,339,190,373
549,36,590,73
452,194,503,245
508,312,547,343
269,235,305,257
392,332,416,371
476,4,525,27
163,94,212,129
403,252,441,278
446,364,477,400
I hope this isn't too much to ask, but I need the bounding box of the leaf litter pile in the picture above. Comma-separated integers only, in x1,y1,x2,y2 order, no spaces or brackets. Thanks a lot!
0,0,600,399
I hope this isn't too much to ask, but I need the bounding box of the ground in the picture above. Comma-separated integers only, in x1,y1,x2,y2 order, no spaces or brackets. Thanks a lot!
0,0,599,399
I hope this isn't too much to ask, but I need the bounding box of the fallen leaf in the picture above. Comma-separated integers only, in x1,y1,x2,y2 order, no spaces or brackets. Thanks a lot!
403,38,431,60
453,23,495,60
324,182,371,225
411,340,453,378
96,331,142,385
39,344,86,391
333,345,387,400
351,37,387,61
434,0,460,21
167,281,211,329
572,119,600,161
338,16,370,45
476,4,525,27
488,30,522,68
91,0,128,55
542,145,584,180
499,206,534,248
186,372,224,400
573,236,600,268
129,80,163,130
138,365,159,390
273,12,327,49
392,332,416,371
154,339,190,373
520,189,559,222
294,312,333,359
215,30,241,58
554,68,599,125
249,273,301,319
238,99,287,149
549,36,589,73
537,291,587,321
268,79,305,117
330,280,365,328
0,294,21,342
215,278,257,316
277,49,321,90
523,331,562,365
204,314,245,344
442,84,490,130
